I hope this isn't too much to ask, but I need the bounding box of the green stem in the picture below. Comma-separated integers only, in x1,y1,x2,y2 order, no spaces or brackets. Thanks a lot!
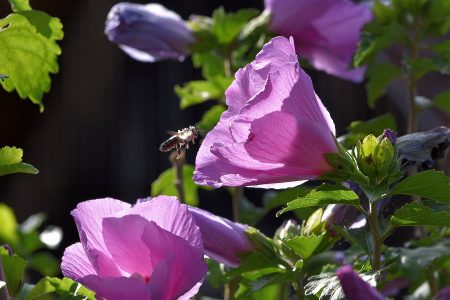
428,266,438,297
0,258,10,300
292,280,306,300
224,277,239,300
367,202,382,271
231,187,244,222
170,151,185,203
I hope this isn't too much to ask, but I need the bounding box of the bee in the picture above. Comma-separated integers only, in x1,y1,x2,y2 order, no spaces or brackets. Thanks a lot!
159,126,201,158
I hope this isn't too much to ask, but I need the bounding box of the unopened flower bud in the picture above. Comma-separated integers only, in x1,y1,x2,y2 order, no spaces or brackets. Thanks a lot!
274,220,301,240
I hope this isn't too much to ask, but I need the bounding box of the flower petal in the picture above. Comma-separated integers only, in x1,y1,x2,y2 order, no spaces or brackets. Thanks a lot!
120,196,203,249
142,222,207,300
102,215,154,277
78,275,151,300
189,207,252,267
61,243,96,280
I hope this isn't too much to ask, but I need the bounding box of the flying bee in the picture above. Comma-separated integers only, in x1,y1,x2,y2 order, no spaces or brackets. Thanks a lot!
159,125,201,158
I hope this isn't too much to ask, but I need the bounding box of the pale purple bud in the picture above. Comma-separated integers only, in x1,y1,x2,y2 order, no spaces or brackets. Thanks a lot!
105,2,195,62
382,128,397,145
1,244,13,256
337,265,385,300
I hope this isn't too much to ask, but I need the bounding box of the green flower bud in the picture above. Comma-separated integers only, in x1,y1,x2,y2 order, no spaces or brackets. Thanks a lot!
355,134,398,180
274,220,301,240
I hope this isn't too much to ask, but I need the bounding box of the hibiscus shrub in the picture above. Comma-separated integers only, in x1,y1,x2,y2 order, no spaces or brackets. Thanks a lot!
1,0,450,300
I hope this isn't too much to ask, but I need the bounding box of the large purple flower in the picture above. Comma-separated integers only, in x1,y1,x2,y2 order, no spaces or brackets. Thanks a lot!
105,2,195,62
265,0,372,82
189,207,253,267
194,36,337,189
337,265,385,300
61,196,207,300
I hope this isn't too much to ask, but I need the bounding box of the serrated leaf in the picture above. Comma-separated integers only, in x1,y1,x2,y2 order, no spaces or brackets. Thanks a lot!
197,104,225,133
212,7,259,44
0,146,38,176
366,63,401,108
25,277,95,300
338,114,397,149
433,90,450,115
151,165,199,206
389,170,450,205
285,234,325,259
0,11,63,110
0,246,27,297
391,203,450,227
8,0,31,12
277,184,359,217
0,203,18,244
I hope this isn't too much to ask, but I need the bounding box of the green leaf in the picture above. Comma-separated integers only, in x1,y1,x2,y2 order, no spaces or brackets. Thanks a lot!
338,114,397,149
391,203,450,227
212,7,259,44
0,203,18,244
0,246,27,297
0,146,38,176
197,104,225,133
25,277,95,300
433,90,450,115
277,184,359,217
285,234,325,260
334,227,373,257
28,252,60,276
176,76,232,109
8,0,31,12
366,63,401,108
151,165,199,206
0,11,63,111
396,242,450,275
192,52,225,79
389,170,450,205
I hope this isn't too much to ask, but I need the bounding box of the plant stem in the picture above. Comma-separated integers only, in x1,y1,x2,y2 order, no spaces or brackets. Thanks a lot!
292,280,306,300
170,151,185,203
224,277,239,300
367,202,382,271
231,187,244,222
428,266,438,297
0,258,10,300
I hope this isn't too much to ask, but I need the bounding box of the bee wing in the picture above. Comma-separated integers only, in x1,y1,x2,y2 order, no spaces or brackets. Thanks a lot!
166,130,178,135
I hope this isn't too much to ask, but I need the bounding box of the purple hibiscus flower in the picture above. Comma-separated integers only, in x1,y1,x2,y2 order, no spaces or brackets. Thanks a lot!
194,36,338,189
61,196,207,300
105,2,195,62
264,0,372,82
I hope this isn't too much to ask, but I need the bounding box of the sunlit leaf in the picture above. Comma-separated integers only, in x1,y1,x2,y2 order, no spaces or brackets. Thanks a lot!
0,246,27,297
391,203,450,227
25,277,95,300
389,170,450,205
0,146,38,176
285,234,325,259
0,203,18,244
8,0,31,12
0,11,63,110
212,7,259,44
197,104,225,133
277,184,359,216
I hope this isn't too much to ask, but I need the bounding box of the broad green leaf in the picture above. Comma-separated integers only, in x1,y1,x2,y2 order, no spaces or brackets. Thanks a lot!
409,58,437,80
197,104,225,133
0,11,63,111
176,76,232,109
151,165,199,206
334,227,373,257
391,203,450,227
8,0,31,12
389,170,450,205
285,234,325,259
366,63,401,108
0,203,18,243
277,184,359,216
433,90,450,115
236,273,291,299
25,277,95,300
305,271,378,300
212,8,259,44
0,146,38,176
396,242,450,276
206,259,228,288
338,114,397,149
29,252,60,276
192,52,225,79
0,246,27,297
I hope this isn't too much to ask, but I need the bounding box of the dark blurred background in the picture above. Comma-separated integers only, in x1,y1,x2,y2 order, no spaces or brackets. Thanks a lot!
0,0,447,263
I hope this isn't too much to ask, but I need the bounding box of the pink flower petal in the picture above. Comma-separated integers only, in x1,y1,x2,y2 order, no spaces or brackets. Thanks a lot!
120,196,203,249
102,215,154,277
61,243,96,279
141,222,207,300
79,275,151,300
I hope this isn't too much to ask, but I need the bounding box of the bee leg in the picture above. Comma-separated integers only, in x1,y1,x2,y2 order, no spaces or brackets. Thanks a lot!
186,143,189,149
192,139,195,145
176,144,181,159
